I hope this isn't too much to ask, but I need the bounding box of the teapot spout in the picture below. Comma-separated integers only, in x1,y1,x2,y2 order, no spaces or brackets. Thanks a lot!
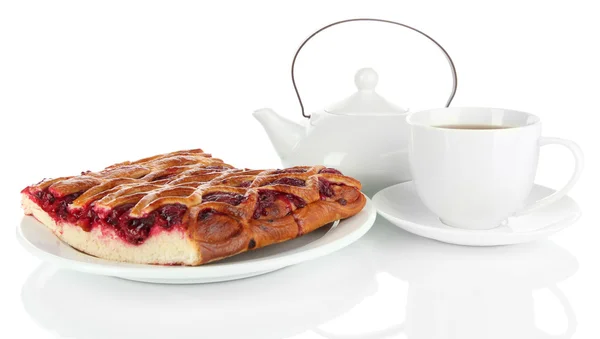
253,108,305,160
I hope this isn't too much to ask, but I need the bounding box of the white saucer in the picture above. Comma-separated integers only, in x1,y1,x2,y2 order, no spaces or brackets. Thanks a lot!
373,182,581,246
17,197,376,284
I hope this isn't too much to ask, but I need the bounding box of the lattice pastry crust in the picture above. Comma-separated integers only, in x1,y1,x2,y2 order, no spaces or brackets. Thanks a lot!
21,149,366,265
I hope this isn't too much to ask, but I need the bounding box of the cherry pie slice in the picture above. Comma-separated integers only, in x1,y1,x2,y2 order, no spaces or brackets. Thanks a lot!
21,149,366,265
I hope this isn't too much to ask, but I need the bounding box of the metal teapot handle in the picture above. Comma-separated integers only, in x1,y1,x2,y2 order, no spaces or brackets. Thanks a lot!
291,18,458,118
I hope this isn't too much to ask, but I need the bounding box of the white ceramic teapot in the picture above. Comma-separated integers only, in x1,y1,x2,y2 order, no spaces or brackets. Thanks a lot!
254,19,458,195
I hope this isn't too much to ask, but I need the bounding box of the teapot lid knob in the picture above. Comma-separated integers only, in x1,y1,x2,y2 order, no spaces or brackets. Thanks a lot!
355,68,378,91
325,67,408,115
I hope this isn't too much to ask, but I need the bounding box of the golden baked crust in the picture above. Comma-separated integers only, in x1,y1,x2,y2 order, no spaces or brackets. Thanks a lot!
21,149,366,265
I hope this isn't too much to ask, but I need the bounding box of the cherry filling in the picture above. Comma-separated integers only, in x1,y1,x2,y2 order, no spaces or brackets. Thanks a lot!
30,190,82,221
105,203,135,227
253,190,306,219
203,192,245,206
238,181,252,187
317,178,353,205
26,188,189,245
158,204,188,228
268,177,306,186
105,203,189,244
105,204,154,245
70,205,100,232
318,178,339,199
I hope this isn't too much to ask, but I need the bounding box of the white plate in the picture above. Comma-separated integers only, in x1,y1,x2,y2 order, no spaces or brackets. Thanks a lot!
373,182,581,246
17,197,376,284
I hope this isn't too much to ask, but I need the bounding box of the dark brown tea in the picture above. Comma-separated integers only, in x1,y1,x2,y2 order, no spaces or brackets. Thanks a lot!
434,124,513,130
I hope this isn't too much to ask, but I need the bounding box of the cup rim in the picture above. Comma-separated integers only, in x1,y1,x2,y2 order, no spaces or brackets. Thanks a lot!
406,107,541,131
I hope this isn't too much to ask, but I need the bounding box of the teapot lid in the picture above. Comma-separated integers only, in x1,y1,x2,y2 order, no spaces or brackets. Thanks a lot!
325,68,408,115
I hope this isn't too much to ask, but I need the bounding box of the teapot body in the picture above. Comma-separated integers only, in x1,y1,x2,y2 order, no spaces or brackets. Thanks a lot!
284,111,411,196
258,17,460,195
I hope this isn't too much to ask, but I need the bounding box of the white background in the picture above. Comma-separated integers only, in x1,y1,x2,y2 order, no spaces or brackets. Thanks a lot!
1,0,599,338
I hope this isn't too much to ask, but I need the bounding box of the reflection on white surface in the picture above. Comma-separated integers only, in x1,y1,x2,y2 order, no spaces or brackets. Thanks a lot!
315,220,578,339
21,219,579,339
21,238,378,339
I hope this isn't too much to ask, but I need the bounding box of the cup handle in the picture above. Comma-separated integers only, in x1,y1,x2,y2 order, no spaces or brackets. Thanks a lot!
514,137,584,217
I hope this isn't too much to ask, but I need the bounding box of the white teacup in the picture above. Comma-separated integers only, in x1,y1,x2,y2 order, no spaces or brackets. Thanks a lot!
407,107,583,230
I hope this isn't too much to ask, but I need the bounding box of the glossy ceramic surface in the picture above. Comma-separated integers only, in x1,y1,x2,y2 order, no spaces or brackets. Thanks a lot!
17,197,376,284
373,181,581,246
408,107,583,229
254,68,412,196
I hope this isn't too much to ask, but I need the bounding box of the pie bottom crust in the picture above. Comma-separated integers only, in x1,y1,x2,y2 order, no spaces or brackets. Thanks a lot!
21,193,366,266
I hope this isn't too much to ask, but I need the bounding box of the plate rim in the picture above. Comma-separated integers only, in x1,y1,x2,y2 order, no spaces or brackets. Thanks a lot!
17,196,376,280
